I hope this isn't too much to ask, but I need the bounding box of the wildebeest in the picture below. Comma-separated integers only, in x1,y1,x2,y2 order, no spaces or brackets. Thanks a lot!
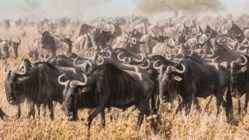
0,40,10,59
0,38,21,59
9,38,22,58
41,31,57,57
58,62,153,131
4,58,64,119
157,56,233,120
231,55,249,115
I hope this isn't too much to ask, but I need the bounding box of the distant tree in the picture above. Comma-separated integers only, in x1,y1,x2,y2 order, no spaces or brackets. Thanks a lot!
136,0,223,17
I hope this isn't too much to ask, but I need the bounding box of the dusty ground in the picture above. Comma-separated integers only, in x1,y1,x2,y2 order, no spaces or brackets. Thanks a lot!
0,27,249,140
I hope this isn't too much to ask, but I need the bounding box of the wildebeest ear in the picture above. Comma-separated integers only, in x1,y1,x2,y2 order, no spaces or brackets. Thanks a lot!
173,75,182,81
220,62,228,68
240,66,247,73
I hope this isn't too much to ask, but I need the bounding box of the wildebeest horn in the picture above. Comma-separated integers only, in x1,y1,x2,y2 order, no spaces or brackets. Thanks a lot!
57,73,69,86
239,55,248,66
4,64,10,74
97,55,104,65
71,74,87,87
153,60,164,73
132,54,144,63
171,64,186,74
207,49,214,58
73,57,83,67
117,52,126,62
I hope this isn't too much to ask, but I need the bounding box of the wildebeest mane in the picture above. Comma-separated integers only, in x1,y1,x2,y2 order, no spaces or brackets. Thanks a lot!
87,62,136,98
34,61,59,71
150,55,175,66
184,55,204,64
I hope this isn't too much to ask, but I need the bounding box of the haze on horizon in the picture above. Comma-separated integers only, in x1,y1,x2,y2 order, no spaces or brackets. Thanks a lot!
0,0,248,20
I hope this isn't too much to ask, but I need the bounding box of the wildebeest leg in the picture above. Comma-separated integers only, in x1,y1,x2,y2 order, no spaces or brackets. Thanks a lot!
47,101,54,120
151,93,158,114
205,95,213,112
16,103,21,118
0,108,8,120
87,105,105,130
136,112,144,131
215,87,226,116
175,102,184,115
225,85,233,122
27,101,35,119
193,98,202,113
136,99,150,130
175,95,193,115
100,110,105,128
36,104,41,118
244,91,249,113
238,99,241,115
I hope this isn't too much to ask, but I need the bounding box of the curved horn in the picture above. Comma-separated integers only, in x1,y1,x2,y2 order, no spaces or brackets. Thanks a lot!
207,48,215,58
117,52,126,62
4,64,10,74
96,55,104,65
171,64,186,74
239,55,248,66
153,60,164,73
71,74,87,87
73,57,84,67
132,54,144,63
57,73,69,86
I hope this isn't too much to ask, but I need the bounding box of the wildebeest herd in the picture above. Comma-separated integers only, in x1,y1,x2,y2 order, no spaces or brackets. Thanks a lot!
1,15,249,134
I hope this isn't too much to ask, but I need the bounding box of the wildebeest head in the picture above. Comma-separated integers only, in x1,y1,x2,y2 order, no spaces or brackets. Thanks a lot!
4,62,32,105
58,74,88,121
231,55,248,82
227,23,244,43
155,62,186,102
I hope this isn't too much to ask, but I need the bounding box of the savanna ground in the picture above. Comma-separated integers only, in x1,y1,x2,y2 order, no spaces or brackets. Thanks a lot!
0,27,249,140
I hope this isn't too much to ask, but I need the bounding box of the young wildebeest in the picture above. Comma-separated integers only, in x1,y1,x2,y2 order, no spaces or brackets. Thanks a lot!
58,62,154,131
4,59,64,119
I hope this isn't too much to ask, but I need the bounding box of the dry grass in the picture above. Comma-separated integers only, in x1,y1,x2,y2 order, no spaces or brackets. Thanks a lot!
0,28,249,140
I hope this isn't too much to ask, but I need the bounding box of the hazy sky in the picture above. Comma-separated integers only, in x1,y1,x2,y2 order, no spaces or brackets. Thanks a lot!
0,0,248,19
